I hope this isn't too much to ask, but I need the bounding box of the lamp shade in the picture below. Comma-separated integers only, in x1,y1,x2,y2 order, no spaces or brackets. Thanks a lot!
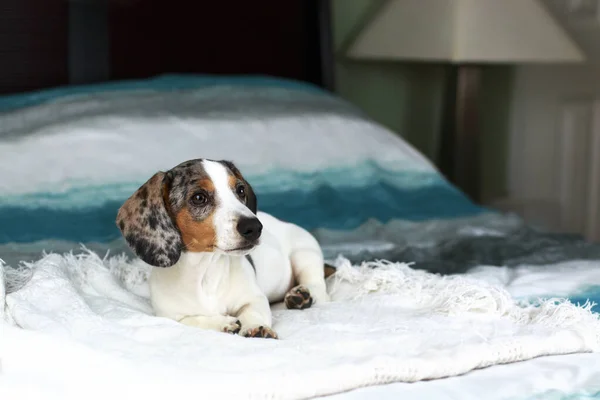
347,0,585,63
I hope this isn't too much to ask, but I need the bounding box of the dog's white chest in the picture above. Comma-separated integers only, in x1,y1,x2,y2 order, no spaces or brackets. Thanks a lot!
149,254,233,318
252,239,294,302
249,228,295,302
192,260,232,314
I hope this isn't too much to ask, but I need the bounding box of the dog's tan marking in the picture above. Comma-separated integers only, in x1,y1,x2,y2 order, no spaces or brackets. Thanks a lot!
197,178,215,193
228,174,237,189
227,166,244,182
174,178,217,252
175,209,217,252
220,160,257,213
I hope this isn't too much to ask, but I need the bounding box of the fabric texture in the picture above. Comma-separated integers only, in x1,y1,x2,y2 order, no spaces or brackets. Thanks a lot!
4,75,600,400
3,251,600,400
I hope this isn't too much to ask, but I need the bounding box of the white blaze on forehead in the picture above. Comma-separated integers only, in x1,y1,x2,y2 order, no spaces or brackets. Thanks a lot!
202,160,247,211
202,160,254,250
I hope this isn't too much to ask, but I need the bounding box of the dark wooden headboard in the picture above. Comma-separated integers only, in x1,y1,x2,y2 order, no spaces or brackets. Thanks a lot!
0,0,334,95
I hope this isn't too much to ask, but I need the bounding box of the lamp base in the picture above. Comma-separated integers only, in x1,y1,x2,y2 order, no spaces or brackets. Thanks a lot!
438,64,482,204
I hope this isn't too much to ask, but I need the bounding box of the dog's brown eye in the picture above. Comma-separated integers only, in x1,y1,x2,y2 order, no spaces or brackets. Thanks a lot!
191,193,208,206
236,184,246,199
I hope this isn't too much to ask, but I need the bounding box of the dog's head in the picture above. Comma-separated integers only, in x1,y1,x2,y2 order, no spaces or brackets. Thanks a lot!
116,159,261,268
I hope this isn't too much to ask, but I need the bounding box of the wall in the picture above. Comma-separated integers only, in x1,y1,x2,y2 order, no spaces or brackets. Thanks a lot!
331,0,513,203
331,0,444,160
508,65,600,236
505,0,600,238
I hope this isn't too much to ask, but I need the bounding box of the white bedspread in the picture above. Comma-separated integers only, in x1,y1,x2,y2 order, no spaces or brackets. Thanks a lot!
2,252,600,400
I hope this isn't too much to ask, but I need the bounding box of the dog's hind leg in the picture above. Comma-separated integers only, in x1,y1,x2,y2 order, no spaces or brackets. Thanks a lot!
285,230,331,310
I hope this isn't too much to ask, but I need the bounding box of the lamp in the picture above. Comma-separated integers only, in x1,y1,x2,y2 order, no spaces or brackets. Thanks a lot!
346,0,585,203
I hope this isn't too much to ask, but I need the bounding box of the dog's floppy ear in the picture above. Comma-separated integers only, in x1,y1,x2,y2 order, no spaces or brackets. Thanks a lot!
245,178,258,215
221,160,257,214
116,172,182,268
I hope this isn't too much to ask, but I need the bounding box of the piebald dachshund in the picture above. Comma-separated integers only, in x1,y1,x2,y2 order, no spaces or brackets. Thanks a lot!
116,159,331,339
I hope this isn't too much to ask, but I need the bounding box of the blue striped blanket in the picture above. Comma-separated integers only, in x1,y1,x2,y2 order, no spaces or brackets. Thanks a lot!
1,74,600,303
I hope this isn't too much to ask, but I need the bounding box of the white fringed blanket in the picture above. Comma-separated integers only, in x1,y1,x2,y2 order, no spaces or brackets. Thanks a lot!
2,251,600,400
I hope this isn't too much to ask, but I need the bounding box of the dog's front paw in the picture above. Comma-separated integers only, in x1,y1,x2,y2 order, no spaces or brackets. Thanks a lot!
222,317,242,334
285,285,313,310
242,326,278,339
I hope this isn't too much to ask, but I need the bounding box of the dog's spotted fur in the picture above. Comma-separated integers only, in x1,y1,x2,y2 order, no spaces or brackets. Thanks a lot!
116,159,257,268
116,172,182,268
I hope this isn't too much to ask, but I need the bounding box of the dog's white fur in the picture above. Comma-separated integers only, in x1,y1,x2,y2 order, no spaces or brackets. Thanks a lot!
149,160,330,337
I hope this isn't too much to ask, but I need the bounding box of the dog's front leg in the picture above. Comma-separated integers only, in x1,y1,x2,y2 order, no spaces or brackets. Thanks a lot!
178,315,242,334
228,266,278,339
285,248,331,310
233,295,278,339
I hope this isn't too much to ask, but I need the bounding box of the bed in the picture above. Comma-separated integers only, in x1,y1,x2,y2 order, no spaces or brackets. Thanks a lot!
3,2,600,399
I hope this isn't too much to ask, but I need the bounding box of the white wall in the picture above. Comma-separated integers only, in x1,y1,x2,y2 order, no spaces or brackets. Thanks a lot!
506,0,600,238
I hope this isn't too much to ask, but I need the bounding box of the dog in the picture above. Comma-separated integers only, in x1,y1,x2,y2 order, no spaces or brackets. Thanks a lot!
116,159,332,339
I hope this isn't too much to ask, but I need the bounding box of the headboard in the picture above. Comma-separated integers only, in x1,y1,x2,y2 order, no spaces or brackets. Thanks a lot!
0,0,334,96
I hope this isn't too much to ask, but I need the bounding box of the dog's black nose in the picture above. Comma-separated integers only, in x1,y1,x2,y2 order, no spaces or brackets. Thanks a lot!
236,217,263,241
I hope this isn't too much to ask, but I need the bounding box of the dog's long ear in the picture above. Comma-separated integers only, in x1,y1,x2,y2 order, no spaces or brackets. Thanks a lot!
245,177,258,215
221,160,257,214
116,172,182,268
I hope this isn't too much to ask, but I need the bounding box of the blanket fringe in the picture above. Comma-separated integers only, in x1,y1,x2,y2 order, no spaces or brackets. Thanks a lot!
2,246,151,296
328,256,600,350
4,248,600,349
